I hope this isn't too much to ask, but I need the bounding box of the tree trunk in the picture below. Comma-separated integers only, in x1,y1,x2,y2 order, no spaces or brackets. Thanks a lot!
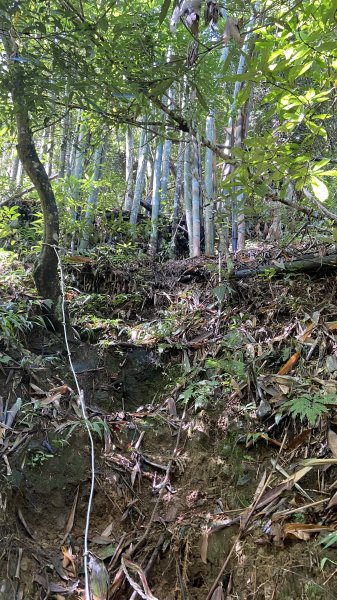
191,136,201,257
130,129,149,225
149,141,164,254
161,83,176,208
71,119,87,250
161,136,172,206
204,114,215,255
16,159,23,187
173,139,184,227
123,125,134,211
170,137,184,255
79,142,105,250
59,110,70,178
222,9,256,253
184,136,193,256
47,123,55,177
10,152,19,184
235,110,245,251
2,34,62,328
67,111,81,178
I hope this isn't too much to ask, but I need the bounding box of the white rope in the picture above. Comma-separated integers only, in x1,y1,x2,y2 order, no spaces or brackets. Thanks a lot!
53,246,95,600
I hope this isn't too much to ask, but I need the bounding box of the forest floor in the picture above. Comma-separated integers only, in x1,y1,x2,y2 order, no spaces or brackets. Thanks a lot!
2,242,337,599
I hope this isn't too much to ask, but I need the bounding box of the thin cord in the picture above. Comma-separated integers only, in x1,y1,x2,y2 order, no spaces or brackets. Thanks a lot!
53,245,95,600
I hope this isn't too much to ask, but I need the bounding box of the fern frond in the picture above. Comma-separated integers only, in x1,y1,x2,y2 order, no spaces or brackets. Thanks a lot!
283,393,336,426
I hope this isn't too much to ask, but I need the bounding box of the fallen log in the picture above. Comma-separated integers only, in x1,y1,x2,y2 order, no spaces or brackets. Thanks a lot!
232,252,337,279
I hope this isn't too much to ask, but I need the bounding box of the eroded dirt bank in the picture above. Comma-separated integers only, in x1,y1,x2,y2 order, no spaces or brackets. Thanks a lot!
1,250,337,599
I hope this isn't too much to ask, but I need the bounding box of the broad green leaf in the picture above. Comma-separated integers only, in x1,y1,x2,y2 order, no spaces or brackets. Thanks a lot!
296,61,313,76
305,120,327,139
319,170,337,177
312,159,330,171
150,78,174,98
311,176,329,202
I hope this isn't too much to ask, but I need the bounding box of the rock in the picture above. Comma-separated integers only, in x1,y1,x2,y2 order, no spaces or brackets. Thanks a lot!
257,398,272,419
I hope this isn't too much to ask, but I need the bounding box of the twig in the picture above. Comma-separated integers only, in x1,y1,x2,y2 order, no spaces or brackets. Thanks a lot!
132,405,187,557
129,534,166,600
0,174,58,207
15,547,23,579
274,222,308,259
206,532,241,600
303,187,337,224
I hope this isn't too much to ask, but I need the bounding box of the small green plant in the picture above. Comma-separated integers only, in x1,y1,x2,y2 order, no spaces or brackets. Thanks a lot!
63,416,110,440
258,267,277,279
0,205,21,243
283,392,336,425
318,531,337,550
179,379,219,411
26,449,54,468
0,306,45,345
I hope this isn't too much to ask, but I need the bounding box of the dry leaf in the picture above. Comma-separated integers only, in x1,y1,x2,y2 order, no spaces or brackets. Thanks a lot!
49,385,72,395
121,556,158,600
166,397,177,417
299,458,337,466
30,383,47,396
327,491,337,508
278,352,301,375
210,585,224,600
328,430,337,458
283,522,333,541
282,523,311,541
100,522,113,538
223,16,242,45
40,392,62,406
91,535,114,545
33,574,79,594
286,429,311,451
252,481,290,512
131,462,141,488
17,509,34,538
241,471,267,530
61,546,76,576
286,465,312,485
200,528,209,564
61,486,79,544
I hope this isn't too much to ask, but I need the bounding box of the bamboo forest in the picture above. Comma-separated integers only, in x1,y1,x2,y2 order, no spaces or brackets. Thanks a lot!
1,0,337,598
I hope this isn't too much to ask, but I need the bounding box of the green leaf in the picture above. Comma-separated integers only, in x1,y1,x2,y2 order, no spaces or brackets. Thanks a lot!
283,393,336,426
195,86,209,111
98,16,109,32
96,543,116,560
319,531,337,549
319,170,337,177
311,176,329,202
305,120,327,139
312,159,330,171
296,61,313,76
150,78,174,98
213,285,227,303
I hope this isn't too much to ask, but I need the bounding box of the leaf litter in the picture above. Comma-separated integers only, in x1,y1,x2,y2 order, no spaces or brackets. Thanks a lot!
2,248,337,598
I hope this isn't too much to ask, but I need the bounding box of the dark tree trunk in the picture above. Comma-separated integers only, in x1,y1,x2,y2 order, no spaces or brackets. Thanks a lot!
3,33,63,329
